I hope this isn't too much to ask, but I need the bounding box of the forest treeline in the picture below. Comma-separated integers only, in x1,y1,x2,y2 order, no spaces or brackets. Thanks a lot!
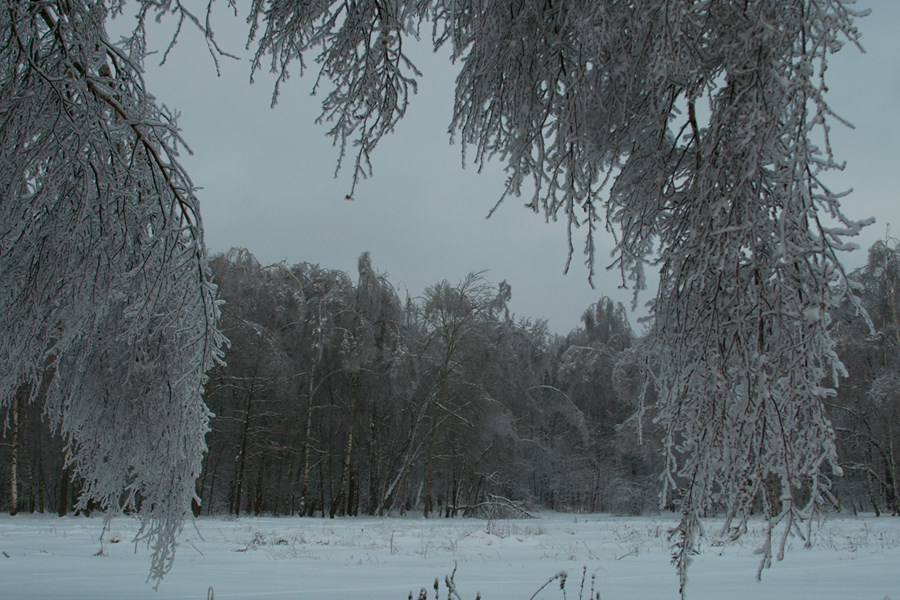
3,242,900,518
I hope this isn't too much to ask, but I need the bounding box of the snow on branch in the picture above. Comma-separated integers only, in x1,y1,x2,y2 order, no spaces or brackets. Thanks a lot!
0,0,225,583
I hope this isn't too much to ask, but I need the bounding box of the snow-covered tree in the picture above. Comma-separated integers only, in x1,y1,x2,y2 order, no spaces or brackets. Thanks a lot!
3,0,874,590
0,1,224,582
416,272,501,517
241,0,870,590
639,4,868,590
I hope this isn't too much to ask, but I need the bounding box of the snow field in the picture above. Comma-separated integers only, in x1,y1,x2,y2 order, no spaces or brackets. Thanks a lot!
0,512,897,599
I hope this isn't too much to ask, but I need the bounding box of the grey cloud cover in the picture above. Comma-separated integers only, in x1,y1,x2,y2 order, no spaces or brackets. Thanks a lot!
122,0,899,332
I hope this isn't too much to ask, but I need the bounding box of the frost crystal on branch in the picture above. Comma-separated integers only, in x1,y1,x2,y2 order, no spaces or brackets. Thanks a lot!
0,0,224,582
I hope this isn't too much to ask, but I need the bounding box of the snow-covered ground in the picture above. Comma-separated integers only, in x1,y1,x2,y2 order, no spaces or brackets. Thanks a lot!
0,512,896,599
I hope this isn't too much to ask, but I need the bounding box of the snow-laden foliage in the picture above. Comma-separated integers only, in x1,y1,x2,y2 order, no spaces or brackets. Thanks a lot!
1,0,874,591
238,0,872,591
0,1,224,582
644,3,868,591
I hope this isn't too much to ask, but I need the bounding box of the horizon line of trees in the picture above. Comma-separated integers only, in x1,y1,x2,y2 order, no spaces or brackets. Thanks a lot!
3,242,899,520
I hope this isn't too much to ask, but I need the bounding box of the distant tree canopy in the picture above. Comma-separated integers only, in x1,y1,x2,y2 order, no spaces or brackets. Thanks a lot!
4,244,897,551
1,0,871,590
194,250,658,521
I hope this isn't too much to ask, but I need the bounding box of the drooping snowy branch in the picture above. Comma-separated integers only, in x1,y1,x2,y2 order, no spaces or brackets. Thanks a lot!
0,0,225,582
247,0,425,197
236,1,870,591
645,3,869,593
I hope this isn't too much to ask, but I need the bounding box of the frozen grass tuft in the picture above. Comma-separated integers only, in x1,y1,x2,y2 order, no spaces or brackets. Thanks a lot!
410,565,604,600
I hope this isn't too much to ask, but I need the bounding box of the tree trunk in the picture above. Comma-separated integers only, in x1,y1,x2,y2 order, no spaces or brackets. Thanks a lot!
299,362,316,515
347,467,357,516
379,400,428,516
366,405,378,515
866,462,881,517
423,409,439,519
318,441,327,517
57,467,69,517
330,424,354,518
331,373,360,518
205,456,217,516
37,449,45,513
9,389,18,516
889,421,900,515
423,339,456,519
254,454,267,515
191,478,202,518
232,385,254,516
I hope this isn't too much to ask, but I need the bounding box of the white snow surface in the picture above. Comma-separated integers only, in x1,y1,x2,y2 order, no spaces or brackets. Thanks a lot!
0,512,897,599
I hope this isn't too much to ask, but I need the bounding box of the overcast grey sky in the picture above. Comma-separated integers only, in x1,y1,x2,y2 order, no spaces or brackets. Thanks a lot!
120,1,899,334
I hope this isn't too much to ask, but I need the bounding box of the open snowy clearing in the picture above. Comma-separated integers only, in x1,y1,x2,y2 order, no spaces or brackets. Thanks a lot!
0,512,897,599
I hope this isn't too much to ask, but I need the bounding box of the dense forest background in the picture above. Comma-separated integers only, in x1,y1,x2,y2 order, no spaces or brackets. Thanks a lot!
3,241,900,519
